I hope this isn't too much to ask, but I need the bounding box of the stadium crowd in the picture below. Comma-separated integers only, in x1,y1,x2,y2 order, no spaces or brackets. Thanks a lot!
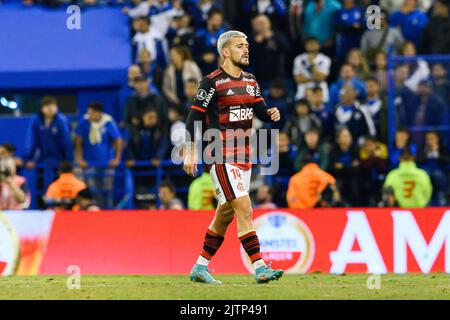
0,0,449,211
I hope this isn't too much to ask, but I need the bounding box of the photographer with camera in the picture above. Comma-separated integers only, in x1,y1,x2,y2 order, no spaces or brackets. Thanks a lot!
0,157,30,210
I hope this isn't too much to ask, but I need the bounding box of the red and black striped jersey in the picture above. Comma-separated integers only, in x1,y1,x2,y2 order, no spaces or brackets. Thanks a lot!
188,67,271,170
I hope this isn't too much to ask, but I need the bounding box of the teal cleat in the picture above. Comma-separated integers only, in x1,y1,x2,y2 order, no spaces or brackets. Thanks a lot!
189,264,222,285
254,263,284,284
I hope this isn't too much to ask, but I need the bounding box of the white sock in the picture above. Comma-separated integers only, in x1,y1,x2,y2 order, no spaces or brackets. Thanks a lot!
252,259,266,270
196,255,210,267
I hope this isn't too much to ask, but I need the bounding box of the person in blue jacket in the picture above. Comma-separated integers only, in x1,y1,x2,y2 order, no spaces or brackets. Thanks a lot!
74,102,122,208
329,63,366,110
336,0,365,61
24,96,73,169
191,8,226,75
389,0,428,49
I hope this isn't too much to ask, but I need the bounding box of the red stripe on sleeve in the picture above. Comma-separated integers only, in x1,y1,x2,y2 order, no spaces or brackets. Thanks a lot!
191,105,206,112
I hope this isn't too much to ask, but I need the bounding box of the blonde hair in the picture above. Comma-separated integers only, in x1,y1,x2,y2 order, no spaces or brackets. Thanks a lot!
217,30,247,59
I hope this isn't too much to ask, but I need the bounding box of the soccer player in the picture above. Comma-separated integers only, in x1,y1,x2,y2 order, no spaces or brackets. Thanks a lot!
183,30,282,284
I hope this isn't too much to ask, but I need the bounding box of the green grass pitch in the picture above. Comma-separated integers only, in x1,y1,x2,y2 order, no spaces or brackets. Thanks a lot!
0,274,448,300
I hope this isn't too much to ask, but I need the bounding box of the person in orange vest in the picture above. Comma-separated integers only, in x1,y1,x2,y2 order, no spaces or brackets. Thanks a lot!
44,162,86,210
287,154,341,209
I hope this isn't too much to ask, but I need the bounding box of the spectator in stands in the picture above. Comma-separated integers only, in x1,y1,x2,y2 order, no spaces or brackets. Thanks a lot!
335,0,365,62
389,126,417,168
421,0,450,54
360,10,404,62
125,107,169,169
147,0,183,37
248,14,290,91
359,136,389,205
283,99,322,149
329,63,366,110
306,87,334,141
269,132,295,207
132,16,165,65
346,48,371,80
162,46,202,106
122,0,150,19
393,65,417,123
373,51,388,93
0,143,23,168
253,184,277,209
407,79,446,145
182,78,200,113
294,127,330,171
399,41,430,92
167,13,196,47
431,63,450,105
124,75,167,128
262,79,290,129
0,157,30,210
188,172,216,210
361,77,388,143
75,102,122,209
44,162,86,210
276,131,296,177
302,0,342,54
378,186,399,207
158,180,184,209
242,0,288,34
23,96,72,169
389,0,428,49
168,104,186,152
334,84,376,145
292,37,331,102
416,131,450,206
192,8,226,75
117,64,143,123
287,154,340,209
380,0,433,12
125,107,169,208
184,0,222,30
72,188,100,212
329,127,361,206
137,48,164,91
384,149,432,208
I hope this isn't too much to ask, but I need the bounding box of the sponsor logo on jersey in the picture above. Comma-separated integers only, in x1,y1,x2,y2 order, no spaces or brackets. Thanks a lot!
196,89,207,100
215,78,231,86
246,85,255,96
202,88,216,108
227,89,234,95
229,107,253,122
240,212,315,274
242,77,255,82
